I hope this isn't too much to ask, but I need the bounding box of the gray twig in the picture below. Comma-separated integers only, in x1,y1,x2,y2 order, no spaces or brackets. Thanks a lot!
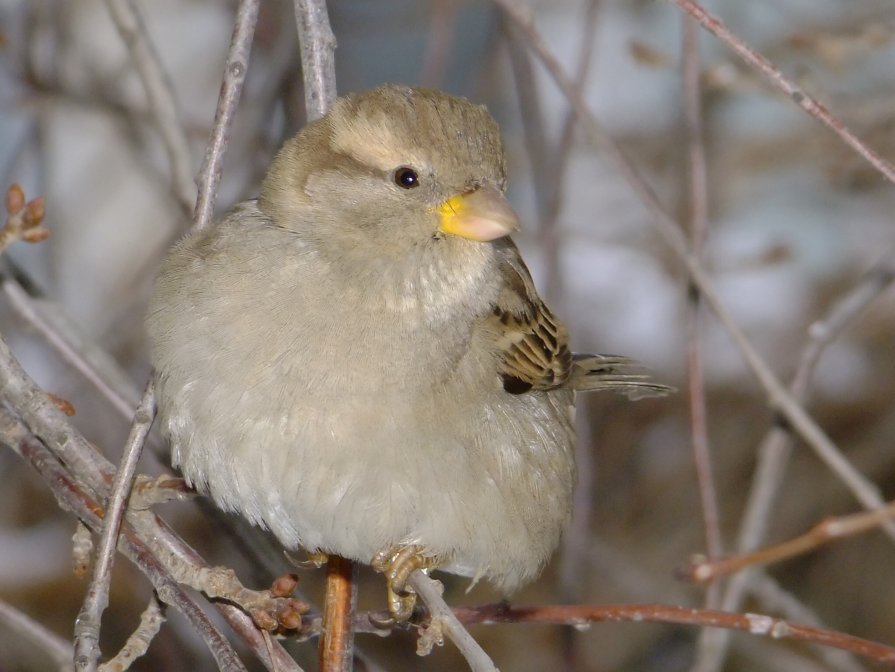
408,571,499,672
293,0,337,121
192,0,261,233
74,381,157,672
0,408,246,672
98,594,166,672
0,597,74,672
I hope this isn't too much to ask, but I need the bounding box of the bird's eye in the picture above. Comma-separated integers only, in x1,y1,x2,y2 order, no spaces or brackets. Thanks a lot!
393,167,420,189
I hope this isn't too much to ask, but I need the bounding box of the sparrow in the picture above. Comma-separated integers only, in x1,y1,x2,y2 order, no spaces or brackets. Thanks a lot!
147,84,669,620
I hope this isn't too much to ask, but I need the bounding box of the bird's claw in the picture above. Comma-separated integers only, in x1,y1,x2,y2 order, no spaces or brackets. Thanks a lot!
371,545,436,622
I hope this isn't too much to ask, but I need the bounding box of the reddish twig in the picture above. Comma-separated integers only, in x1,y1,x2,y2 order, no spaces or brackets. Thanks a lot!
451,603,895,666
687,499,895,584
319,556,357,672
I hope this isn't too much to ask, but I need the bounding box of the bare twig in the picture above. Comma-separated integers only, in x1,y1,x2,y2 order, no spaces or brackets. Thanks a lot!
192,0,260,233
408,571,499,672
0,409,247,672
0,329,115,495
0,332,300,671
681,12,724,671
688,499,895,584
545,0,601,305
74,381,156,672
0,597,74,672
451,603,895,666
0,274,140,420
100,0,195,214
698,258,895,671
664,0,895,186
492,0,895,542
292,0,337,121
681,9,722,590
319,556,357,672
99,594,165,672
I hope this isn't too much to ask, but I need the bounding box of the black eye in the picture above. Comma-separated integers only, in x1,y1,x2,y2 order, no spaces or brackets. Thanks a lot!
394,167,419,189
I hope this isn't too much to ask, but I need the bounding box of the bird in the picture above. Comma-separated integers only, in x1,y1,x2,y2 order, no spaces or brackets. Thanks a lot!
147,84,670,621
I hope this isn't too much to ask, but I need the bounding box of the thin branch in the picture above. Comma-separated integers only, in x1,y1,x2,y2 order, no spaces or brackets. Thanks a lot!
0,329,115,496
664,0,895,186
100,0,195,214
701,257,895,671
0,333,300,671
0,273,140,420
451,603,895,666
0,409,247,672
319,556,357,672
681,12,724,670
407,571,499,672
75,381,156,672
688,499,895,584
292,0,337,121
541,0,600,305
681,9,722,588
192,0,260,232
98,594,165,672
0,597,74,672
492,0,895,542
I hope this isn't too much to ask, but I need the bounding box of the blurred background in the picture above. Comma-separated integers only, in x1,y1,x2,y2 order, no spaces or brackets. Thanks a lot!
1,0,895,670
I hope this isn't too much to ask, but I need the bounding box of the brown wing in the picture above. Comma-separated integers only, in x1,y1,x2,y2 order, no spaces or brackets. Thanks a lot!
488,239,573,394
487,239,675,399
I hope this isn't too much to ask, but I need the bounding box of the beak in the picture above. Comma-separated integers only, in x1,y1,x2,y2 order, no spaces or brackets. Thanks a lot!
436,184,519,242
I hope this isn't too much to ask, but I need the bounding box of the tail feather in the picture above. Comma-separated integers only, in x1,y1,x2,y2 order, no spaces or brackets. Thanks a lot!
570,354,675,400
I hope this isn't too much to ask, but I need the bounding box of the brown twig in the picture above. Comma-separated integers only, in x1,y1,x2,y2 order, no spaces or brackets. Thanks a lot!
681,13,725,670
450,603,895,666
688,499,895,584
664,0,895,186
74,381,156,672
319,556,358,671
681,12,722,596
492,0,895,543
192,0,260,233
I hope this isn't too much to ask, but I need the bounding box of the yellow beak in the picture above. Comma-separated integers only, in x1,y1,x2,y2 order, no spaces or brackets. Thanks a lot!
436,185,519,242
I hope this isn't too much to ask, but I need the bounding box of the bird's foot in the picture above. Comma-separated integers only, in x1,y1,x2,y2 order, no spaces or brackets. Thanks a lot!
371,545,437,622
286,549,329,569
